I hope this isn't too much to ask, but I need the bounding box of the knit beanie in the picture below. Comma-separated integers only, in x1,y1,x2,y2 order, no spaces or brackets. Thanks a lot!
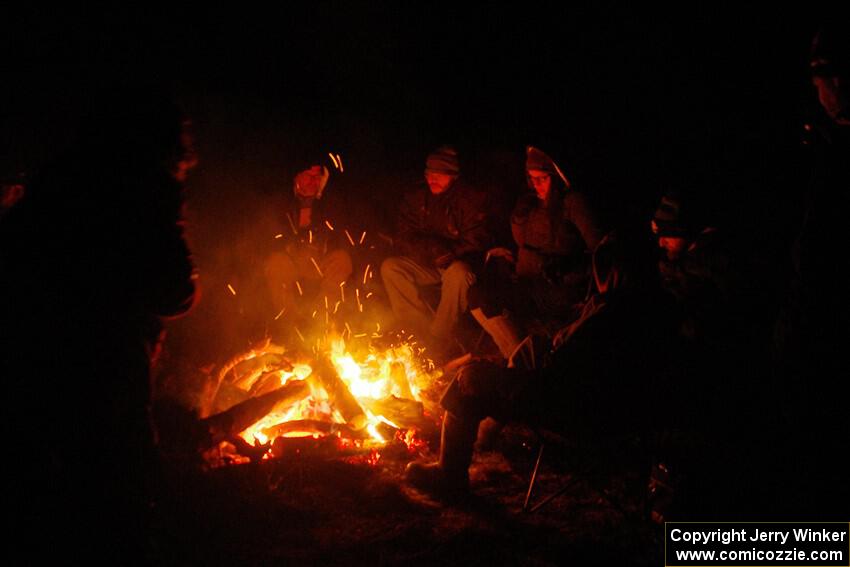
651,194,697,238
425,146,460,175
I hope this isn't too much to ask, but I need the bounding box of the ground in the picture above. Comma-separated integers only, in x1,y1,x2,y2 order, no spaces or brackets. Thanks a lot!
152,424,663,566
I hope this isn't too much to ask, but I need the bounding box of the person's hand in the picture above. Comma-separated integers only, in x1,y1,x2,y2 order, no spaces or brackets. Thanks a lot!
435,252,456,269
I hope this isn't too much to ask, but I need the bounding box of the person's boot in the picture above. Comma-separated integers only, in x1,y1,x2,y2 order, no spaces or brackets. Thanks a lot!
471,308,521,360
405,411,479,501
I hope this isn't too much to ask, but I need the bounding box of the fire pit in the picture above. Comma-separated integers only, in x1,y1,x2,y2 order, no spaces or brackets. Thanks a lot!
198,334,445,467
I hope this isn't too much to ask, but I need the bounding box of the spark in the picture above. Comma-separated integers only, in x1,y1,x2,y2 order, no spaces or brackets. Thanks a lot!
324,296,329,309
344,229,355,246
376,322,381,332
324,220,334,231
325,311,329,325
295,281,303,296
227,284,236,295
336,153,344,173
333,301,341,314
274,308,286,320
328,152,340,170
407,334,414,341
294,327,305,342
362,264,370,285
311,310,317,319
354,333,367,338
345,322,352,335
310,257,324,277
308,229,313,243
274,233,283,239
366,292,373,299
359,231,366,244
285,212,298,235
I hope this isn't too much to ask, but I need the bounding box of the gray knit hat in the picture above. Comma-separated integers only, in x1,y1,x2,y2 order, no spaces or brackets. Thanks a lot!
425,146,460,175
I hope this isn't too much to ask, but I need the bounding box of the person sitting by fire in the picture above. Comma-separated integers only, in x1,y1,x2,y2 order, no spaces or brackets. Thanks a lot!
468,145,604,360
380,146,492,359
404,228,680,501
651,191,735,343
264,148,354,327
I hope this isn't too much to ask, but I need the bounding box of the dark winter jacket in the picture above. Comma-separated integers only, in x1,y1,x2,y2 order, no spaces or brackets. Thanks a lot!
511,189,603,278
395,179,492,267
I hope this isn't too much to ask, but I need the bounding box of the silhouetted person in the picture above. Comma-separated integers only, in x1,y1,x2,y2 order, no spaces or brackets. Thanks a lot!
405,229,679,501
1,86,198,561
774,24,849,517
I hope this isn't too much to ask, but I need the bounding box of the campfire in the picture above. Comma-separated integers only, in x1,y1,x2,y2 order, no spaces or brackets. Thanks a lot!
198,332,444,467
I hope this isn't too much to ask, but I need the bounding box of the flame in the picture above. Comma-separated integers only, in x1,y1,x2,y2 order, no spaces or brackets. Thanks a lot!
236,335,427,449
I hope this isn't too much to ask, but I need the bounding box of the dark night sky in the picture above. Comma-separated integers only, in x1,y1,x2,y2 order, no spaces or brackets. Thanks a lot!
3,5,825,250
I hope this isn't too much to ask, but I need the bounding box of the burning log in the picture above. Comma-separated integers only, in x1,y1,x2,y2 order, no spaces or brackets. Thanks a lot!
389,361,413,400
232,355,292,391
248,370,291,397
203,380,309,442
309,356,368,430
261,419,368,440
202,338,288,417
359,396,426,430
226,434,272,462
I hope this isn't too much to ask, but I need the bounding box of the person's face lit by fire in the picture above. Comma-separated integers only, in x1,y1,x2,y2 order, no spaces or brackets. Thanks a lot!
812,74,850,126
658,236,688,261
424,170,457,195
651,214,691,262
295,166,325,198
1,183,25,211
528,169,552,201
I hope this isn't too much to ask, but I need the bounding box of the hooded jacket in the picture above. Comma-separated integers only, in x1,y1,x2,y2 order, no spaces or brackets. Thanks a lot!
511,147,603,278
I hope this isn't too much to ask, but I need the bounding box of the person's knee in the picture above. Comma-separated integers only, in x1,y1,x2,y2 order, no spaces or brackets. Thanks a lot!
324,249,353,282
265,252,295,281
381,256,407,283
443,260,475,288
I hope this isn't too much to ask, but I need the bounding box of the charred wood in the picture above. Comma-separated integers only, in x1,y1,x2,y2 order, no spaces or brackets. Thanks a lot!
309,356,368,430
203,380,309,442
359,396,426,430
261,419,367,441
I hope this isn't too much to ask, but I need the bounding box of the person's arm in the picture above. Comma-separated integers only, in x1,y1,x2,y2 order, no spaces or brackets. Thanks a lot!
449,189,492,261
564,191,604,252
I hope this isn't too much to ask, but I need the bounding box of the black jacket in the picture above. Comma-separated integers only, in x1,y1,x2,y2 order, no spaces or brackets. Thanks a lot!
395,179,492,267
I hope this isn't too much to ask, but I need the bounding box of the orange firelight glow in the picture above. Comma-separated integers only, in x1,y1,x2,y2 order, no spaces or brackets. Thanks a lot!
236,336,430,450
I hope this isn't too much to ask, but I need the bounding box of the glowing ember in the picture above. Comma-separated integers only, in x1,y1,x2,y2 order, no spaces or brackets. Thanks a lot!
231,335,433,457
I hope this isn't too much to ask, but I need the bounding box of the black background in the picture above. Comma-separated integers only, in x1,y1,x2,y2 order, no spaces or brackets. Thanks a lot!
2,5,830,360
